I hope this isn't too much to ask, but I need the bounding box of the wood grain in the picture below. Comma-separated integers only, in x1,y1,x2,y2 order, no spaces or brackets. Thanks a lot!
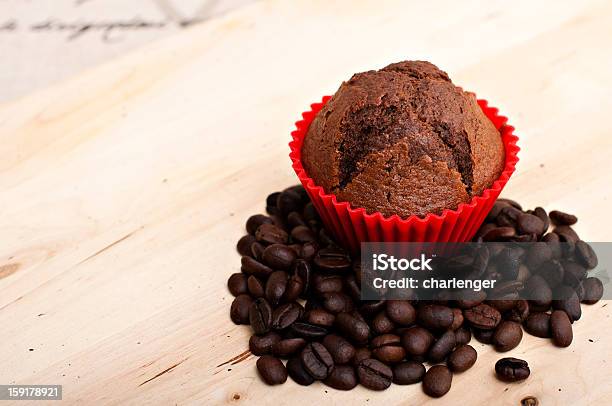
0,0,611,404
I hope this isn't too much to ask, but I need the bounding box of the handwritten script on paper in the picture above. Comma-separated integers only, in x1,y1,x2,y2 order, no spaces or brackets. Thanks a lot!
0,0,235,42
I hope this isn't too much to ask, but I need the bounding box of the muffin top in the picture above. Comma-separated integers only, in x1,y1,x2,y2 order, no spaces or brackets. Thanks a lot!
301,61,505,218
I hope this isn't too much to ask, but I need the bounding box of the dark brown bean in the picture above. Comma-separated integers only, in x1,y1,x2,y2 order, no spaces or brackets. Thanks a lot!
247,275,265,298
393,361,425,385
277,189,302,216
371,334,406,364
272,338,307,358
301,342,334,380
290,322,328,340
305,309,335,327
495,357,530,382
492,321,523,352
517,213,546,235
291,225,317,243
447,344,477,372
323,365,358,390
250,242,265,260
483,226,516,241
581,277,604,304
552,285,581,322
282,273,304,302
322,292,354,314
262,244,297,270
313,274,344,294
372,312,395,335
314,247,352,272
550,310,573,347
246,214,273,235
386,300,416,326
422,365,452,398
256,355,287,385
335,312,370,344
265,271,288,306
255,223,289,245
549,210,577,226
463,304,501,330
287,357,314,386
271,302,302,330
575,241,598,269
417,304,454,332
241,256,273,278
249,332,282,355
524,312,551,338
227,273,248,296
454,326,472,345
230,294,252,325
237,234,256,256
401,326,434,356
322,334,356,364
428,330,456,363
357,359,392,390
249,298,273,334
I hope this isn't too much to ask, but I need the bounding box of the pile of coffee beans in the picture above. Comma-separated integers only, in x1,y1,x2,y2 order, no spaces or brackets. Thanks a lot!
228,186,603,397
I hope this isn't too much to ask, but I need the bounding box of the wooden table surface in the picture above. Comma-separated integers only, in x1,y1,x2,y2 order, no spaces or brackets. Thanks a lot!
1,0,611,404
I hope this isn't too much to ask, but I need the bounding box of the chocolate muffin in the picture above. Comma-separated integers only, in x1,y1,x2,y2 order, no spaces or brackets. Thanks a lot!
302,61,505,218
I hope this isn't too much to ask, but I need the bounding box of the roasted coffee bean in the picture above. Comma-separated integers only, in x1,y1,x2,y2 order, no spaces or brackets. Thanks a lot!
359,300,387,317
256,355,287,385
450,308,464,330
335,312,370,344
299,241,319,262
473,328,494,344
533,207,550,231
524,312,551,338
241,256,273,278
492,321,523,352
291,225,317,243
271,302,302,330
303,202,319,221
272,338,307,358
372,312,395,334
517,212,546,235
255,223,289,245
417,304,454,332
237,234,256,257
538,260,565,288
322,292,354,314
392,361,425,385
247,276,265,298
447,344,477,372
322,334,355,364
483,226,516,241
287,356,314,386
550,310,573,347
283,273,304,302
290,322,328,340
464,304,501,330
246,214,273,235
525,275,553,309
230,294,252,325
357,359,392,390
428,330,456,363
526,242,553,270
454,326,472,345
455,289,487,309
277,189,303,216
293,259,312,297
261,244,297,270
324,365,358,390
552,285,581,322
287,211,306,228
505,300,530,323
562,261,587,287
498,198,523,210
301,342,334,380
549,210,577,226
305,309,335,327
495,357,530,382
314,247,351,272
497,206,521,227
266,191,281,209
249,298,273,334
581,277,604,304
352,348,372,367
422,365,452,398
485,201,508,222
313,274,344,294
401,326,434,356
249,332,282,355
371,334,405,364
227,273,248,296
386,300,416,326
265,271,288,306
554,225,579,243
250,242,265,260
575,241,598,269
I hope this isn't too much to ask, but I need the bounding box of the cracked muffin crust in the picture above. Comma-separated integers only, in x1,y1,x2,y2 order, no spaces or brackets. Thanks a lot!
301,61,505,218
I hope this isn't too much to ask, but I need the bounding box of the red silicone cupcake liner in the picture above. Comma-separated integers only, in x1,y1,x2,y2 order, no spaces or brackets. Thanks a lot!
289,96,520,253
